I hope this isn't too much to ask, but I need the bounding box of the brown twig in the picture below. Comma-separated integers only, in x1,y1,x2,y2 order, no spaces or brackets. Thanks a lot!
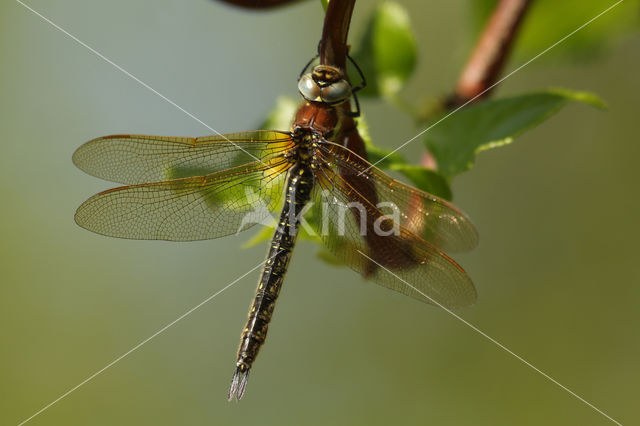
215,0,302,9
318,0,356,70
424,0,532,170
317,1,394,272
317,0,363,156
446,0,532,108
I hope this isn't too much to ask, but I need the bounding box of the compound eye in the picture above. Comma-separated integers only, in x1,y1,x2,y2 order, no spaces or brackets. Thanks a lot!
298,74,321,102
320,79,351,104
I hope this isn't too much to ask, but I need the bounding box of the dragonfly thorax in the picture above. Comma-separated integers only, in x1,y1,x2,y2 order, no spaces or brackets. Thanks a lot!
298,65,352,105
289,128,320,164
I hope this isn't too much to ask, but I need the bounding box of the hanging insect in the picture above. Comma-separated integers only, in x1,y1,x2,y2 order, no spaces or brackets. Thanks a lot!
73,55,477,400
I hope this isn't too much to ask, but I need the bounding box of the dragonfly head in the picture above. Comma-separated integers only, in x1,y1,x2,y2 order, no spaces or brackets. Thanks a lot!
298,65,352,105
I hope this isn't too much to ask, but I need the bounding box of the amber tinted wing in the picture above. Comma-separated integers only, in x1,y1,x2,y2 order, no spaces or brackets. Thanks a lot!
309,147,476,308
73,130,294,185
75,157,290,241
315,142,478,253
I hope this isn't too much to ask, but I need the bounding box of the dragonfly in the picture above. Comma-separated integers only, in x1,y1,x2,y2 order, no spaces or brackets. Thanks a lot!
73,57,478,401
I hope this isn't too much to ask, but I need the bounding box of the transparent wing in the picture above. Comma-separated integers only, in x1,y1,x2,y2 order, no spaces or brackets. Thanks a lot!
316,142,478,253
75,157,290,241
73,130,294,184
308,158,476,309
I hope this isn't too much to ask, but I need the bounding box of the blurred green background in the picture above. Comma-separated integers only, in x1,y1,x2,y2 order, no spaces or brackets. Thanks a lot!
1,1,638,425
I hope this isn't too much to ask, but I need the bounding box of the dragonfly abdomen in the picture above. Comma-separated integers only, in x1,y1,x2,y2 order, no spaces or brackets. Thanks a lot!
228,163,314,400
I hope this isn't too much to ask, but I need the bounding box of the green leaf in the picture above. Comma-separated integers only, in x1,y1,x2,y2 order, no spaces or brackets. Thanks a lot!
352,1,417,98
356,115,452,199
315,247,345,267
387,164,452,200
356,115,405,168
243,97,298,249
424,89,606,179
242,224,275,248
258,96,298,131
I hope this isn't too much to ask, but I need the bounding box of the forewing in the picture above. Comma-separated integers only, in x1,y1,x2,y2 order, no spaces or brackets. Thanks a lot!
309,164,476,309
75,158,290,241
73,130,294,184
316,143,478,253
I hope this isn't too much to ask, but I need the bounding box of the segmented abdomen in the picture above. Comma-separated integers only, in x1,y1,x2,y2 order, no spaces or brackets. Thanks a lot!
228,164,313,400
